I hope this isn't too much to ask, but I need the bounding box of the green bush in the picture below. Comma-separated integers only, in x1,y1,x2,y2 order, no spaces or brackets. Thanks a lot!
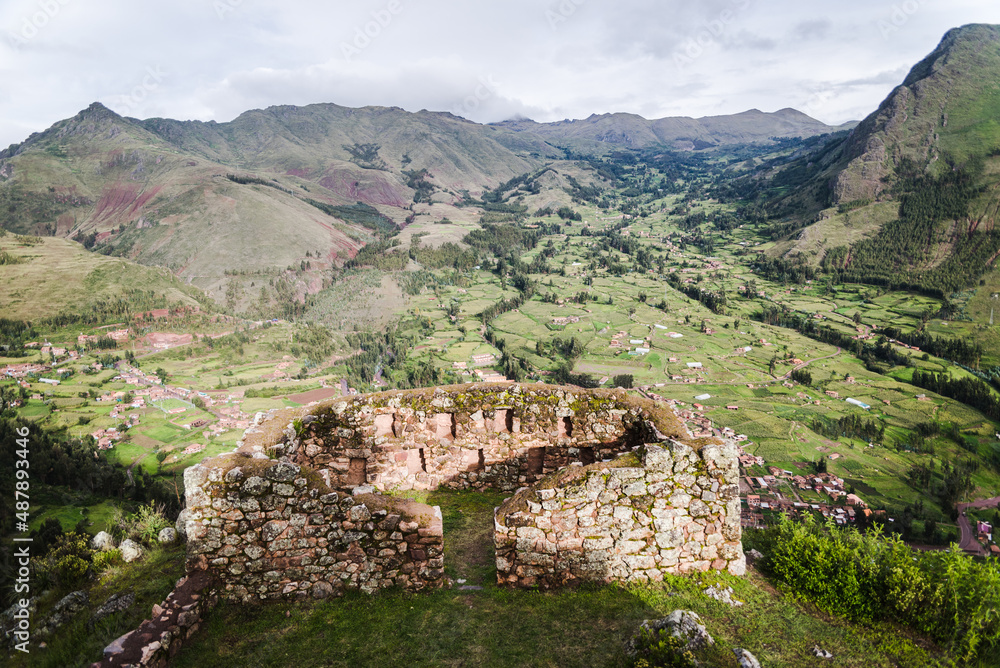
630,629,696,668
756,515,1000,662
109,503,172,545
92,548,123,573
32,532,94,590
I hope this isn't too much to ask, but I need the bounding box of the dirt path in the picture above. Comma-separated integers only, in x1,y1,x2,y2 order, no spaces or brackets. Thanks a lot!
777,347,843,381
125,452,149,485
956,495,1000,555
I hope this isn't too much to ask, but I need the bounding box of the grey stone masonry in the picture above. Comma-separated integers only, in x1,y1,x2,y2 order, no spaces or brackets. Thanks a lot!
183,453,444,602
245,383,687,493
494,438,745,588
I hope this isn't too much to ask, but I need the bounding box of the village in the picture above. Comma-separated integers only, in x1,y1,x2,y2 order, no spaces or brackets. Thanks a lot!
3,353,254,454
640,388,877,531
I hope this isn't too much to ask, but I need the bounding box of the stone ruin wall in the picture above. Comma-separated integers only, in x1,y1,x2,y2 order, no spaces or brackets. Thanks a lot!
495,439,745,589
181,383,743,601
271,384,662,493
182,457,444,602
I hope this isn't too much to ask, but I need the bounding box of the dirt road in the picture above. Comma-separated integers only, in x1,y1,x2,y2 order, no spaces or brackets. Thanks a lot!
956,496,1000,555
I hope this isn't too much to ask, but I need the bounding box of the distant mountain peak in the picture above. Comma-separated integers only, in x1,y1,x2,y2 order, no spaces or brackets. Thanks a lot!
79,101,121,121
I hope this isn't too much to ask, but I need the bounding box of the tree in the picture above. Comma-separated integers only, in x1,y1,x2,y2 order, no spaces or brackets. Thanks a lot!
612,374,634,389
155,367,169,384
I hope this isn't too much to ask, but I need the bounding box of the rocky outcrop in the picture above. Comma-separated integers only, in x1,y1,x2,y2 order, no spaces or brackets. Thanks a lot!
626,610,715,658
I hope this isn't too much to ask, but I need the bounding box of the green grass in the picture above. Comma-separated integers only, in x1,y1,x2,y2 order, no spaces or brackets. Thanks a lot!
8,544,186,668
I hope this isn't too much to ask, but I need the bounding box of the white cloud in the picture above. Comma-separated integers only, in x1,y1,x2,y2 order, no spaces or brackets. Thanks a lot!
1,0,1000,146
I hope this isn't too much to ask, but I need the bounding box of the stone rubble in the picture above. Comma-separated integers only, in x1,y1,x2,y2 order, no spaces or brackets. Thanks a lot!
92,572,215,668
703,584,743,607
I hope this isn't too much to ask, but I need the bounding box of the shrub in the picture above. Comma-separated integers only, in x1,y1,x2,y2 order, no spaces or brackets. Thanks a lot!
756,515,1000,662
110,503,172,545
92,548,123,573
32,532,94,590
630,629,696,668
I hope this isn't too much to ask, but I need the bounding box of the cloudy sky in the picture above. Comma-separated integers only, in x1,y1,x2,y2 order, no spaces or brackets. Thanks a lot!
0,0,997,148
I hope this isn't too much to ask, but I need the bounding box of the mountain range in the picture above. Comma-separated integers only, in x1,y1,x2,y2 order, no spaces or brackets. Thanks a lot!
4,24,1000,310
0,95,848,304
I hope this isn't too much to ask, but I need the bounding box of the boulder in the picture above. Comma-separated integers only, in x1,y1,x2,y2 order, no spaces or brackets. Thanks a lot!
91,592,135,626
157,527,177,544
119,539,144,563
734,648,762,668
37,590,88,637
175,507,190,541
627,609,715,657
90,531,116,552
745,548,764,564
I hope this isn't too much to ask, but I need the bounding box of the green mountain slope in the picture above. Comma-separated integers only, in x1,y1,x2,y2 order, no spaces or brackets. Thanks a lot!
833,23,1000,204
765,24,1000,297
0,97,845,306
0,233,205,320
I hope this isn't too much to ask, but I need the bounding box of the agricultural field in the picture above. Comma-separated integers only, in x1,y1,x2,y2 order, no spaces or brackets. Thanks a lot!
6,144,1000,553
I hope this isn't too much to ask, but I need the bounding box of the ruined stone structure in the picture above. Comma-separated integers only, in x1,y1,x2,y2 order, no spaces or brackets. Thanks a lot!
275,384,665,492
181,383,743,601
495,440,745,588
182,458,444,602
